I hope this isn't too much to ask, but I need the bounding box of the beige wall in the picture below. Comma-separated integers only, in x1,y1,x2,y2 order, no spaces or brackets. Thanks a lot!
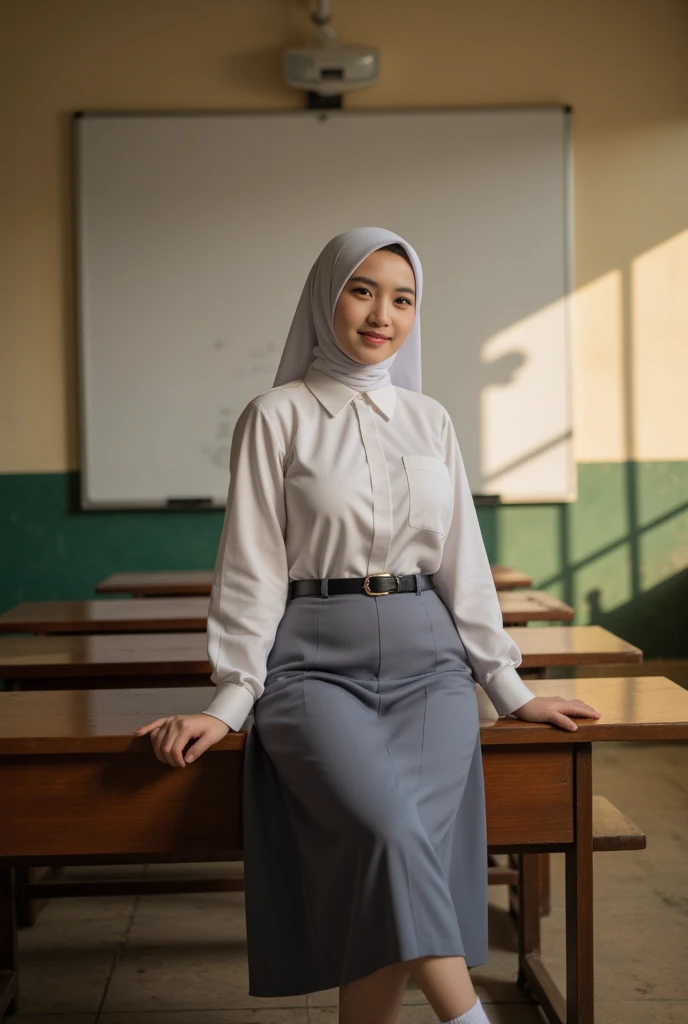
1,0,687,473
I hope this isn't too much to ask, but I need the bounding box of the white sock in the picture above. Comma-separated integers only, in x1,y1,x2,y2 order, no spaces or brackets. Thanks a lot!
442,994,490,1024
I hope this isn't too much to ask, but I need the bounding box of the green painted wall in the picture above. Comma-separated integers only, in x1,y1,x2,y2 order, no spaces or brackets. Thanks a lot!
496,462,687,655
1,463,686,657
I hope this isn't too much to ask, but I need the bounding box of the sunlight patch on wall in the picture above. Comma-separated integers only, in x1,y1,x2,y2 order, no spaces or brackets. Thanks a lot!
632,228,688,461
571,269,626,462
480,295,573,500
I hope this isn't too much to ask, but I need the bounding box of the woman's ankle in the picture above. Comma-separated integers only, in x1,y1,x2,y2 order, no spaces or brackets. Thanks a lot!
441,994,490,1024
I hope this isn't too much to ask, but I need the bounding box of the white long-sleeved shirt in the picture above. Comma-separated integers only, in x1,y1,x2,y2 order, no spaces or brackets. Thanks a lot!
204,366,537,731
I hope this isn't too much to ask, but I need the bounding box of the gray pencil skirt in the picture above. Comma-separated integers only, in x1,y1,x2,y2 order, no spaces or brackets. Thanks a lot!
242,580,488,997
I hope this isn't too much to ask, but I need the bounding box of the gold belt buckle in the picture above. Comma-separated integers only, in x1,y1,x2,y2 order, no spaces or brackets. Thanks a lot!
363,572,400,596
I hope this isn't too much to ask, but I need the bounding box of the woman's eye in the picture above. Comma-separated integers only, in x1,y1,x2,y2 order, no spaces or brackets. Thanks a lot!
352,287,411,307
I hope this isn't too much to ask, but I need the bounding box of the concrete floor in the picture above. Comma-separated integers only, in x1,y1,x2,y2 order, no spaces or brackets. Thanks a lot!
11,739,688,1024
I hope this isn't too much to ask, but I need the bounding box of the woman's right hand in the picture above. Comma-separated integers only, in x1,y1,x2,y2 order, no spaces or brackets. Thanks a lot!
133,713,232,767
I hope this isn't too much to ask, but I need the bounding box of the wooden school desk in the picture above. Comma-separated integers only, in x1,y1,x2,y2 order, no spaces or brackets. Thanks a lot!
95,564,534,598
0,626,640,690
0,623,637,931
0,590,574,635
498,590,573,625
489,565,533,590
1,676,686,1024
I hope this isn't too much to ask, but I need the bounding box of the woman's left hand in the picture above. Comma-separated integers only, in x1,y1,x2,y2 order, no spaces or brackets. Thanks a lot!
510,695,601,732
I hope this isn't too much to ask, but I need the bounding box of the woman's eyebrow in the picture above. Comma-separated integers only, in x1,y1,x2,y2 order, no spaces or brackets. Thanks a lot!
349,275,416,296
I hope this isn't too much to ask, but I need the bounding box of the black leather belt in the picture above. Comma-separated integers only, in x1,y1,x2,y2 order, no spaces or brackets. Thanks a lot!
289,573,435,599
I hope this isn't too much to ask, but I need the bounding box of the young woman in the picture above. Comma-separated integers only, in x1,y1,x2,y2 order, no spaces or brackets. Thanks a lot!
135,227,600,1024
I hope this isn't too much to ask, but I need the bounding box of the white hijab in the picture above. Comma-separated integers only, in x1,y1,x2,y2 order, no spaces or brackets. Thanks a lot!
272,227,423,393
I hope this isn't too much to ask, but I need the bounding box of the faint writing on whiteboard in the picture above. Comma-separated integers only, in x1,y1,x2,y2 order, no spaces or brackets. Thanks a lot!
202,338,281,467
201,405,235,469
229,339,280,379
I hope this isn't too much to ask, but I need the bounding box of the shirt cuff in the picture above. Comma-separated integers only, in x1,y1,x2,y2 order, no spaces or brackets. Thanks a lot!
483,665,537,717
202,682,256,732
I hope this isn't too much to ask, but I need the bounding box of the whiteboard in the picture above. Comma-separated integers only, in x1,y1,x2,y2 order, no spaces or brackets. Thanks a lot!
75,107,574,508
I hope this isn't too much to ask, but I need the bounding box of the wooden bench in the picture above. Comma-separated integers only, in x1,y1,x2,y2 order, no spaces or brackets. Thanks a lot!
489,794,646,887
94,564,534,597
0,589,575,635
591,794,646,851
1,676,684,1024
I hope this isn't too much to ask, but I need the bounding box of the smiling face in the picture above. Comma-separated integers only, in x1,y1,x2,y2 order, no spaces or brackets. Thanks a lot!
332,249,417,366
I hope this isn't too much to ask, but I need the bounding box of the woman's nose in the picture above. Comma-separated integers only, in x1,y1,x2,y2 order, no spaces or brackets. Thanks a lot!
369,299,392,326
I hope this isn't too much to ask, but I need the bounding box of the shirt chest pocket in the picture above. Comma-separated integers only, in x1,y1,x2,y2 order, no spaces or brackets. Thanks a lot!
402,454,455,536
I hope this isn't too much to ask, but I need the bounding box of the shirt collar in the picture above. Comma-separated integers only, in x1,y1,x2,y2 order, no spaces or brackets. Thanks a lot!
303,366,396,421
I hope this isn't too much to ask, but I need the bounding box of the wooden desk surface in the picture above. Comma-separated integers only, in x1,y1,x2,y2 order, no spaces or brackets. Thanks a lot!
499,591,573,624
96,564,534,597
0,589,573,634
490,565,533,589
0,678,686,754
0,597,211,634
509,625,641,666
96,571,214,598
0,626,640,679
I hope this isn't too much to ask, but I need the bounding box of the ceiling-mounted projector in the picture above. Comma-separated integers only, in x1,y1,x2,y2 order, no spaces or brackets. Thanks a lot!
283,0,379,97
284,45,379,96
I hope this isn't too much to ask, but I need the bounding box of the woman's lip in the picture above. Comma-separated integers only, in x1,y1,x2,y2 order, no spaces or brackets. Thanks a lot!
358,332,390,344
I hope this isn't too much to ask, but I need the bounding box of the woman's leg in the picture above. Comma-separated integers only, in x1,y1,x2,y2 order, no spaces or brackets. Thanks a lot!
338,953,477,1024
406,954,478,1020
339,961,410,1024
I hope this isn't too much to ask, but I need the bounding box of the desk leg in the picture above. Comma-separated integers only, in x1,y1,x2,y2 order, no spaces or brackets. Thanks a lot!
514,666,551,920
508,852,551,920
539,853,551,915
516,854,568,1024
515,743,594,1024
0,864,19,1018
516,851,541,988
565,742,594,1023
15,866,53,927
